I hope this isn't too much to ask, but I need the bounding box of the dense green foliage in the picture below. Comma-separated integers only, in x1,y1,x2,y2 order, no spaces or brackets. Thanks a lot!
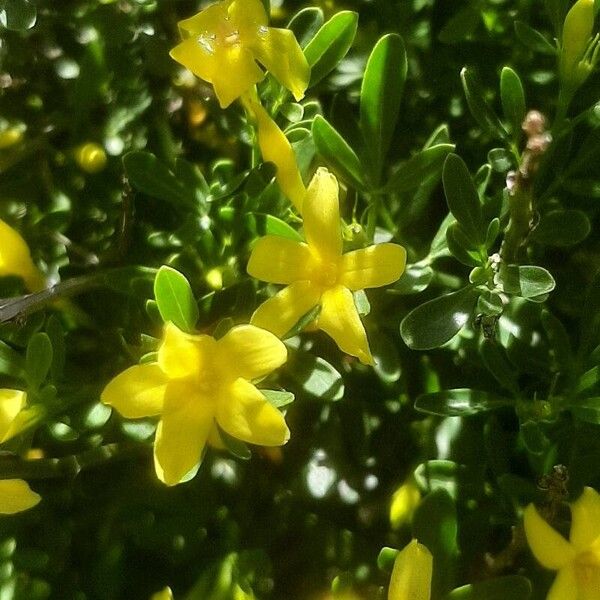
1,0,600,598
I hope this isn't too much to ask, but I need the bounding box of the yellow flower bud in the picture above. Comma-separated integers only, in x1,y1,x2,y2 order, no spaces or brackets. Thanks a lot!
560,0,596,86
389,479,421,529
0,218,46,292
0,127,23,150
74,142,107,174
205,267,224,291
150,587,173,600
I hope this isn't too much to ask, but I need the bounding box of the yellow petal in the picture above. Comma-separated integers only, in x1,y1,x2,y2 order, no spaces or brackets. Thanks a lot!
170,41,263,109
217,324,287,381
250,99,306,210
101,364,168,418
0,218,45,292
158,323,212,380
390,480,421,530
0,479,40,514
547,566,578,600
153,382,214,486
570,487,600,552
0,389,26,443
388,539,432,600
247,236,312,284
318,285,373,365
523,504,576,570
216,378,289,446
340,243,407,291
251,27,310,101
251,280,322,338
227,0,268,37
150,587,174,600
177,1,226,37
302,168,342,261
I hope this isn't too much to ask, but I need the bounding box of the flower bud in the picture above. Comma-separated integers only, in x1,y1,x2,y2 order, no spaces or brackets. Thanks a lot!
560,0,596,86
74,142,107,174
0,127,23,149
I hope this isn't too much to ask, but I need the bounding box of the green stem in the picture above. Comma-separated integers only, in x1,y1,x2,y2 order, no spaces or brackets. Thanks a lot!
500,187,533,265
0,443,147,480
365,196,380,242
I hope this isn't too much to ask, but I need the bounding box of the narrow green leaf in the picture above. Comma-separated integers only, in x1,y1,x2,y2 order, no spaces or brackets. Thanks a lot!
500,67,527,137
288,7,324,49
312,115,365,189
575,366,600,395
360,33,407,183
460,68,509,142
443,154,485,246
480,339,519,393
154,266,199,333
384,144,454,193
416,389,512,417
0,340,24,379
304,11,358,86
446,576,532,600
514,21,557,55
392,263,434,295
400,286,479,350
26,332,53,389
571,398,600,424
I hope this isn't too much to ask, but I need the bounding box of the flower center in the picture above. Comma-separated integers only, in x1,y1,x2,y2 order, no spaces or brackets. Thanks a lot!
574,550,600,588
314,260,339,288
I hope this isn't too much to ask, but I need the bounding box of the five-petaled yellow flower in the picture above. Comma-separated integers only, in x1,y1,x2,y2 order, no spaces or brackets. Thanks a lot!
388,539,432,600
524,486,600,599
0,479,41,515
101,322,290,486
0,218,45,292
170,0,310,109
247,168,406,365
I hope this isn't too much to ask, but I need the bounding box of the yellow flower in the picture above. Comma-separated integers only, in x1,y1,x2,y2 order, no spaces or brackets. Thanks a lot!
388,539,432,600
101,322,290,486
150,587,173,600
242,93,306,211
247,168,406,365
390,479,421,530
524,486,600,600
0,218,45,292
170,0,310,109
0,479,40,515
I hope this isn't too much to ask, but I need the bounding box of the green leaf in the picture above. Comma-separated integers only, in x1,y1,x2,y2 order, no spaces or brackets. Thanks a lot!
392,263,434,295
371,331,401,383
26,332,53,389
412,489,458,598
261,389,295,409
571,398,600,424
400,286,479,350
438,6,481,44
501,265,556,299
288,7,324,49
443,154,485,247
0,0,36,31
500,67,526,137
446,576,532,600
377,547,399,573
460,68,509,142
0,340,24,379
446,223,483,267
304,11,358,86
46,315,66,382
575,366,600,396
480,339,519,393
154,266,199,333
514,21,556,55
488,148,513,172
360,34,407,183
312,115,365,190
531,210,591,246
123,151,195,209
415,389,512,417
287,350,344,401
384,144,454,194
